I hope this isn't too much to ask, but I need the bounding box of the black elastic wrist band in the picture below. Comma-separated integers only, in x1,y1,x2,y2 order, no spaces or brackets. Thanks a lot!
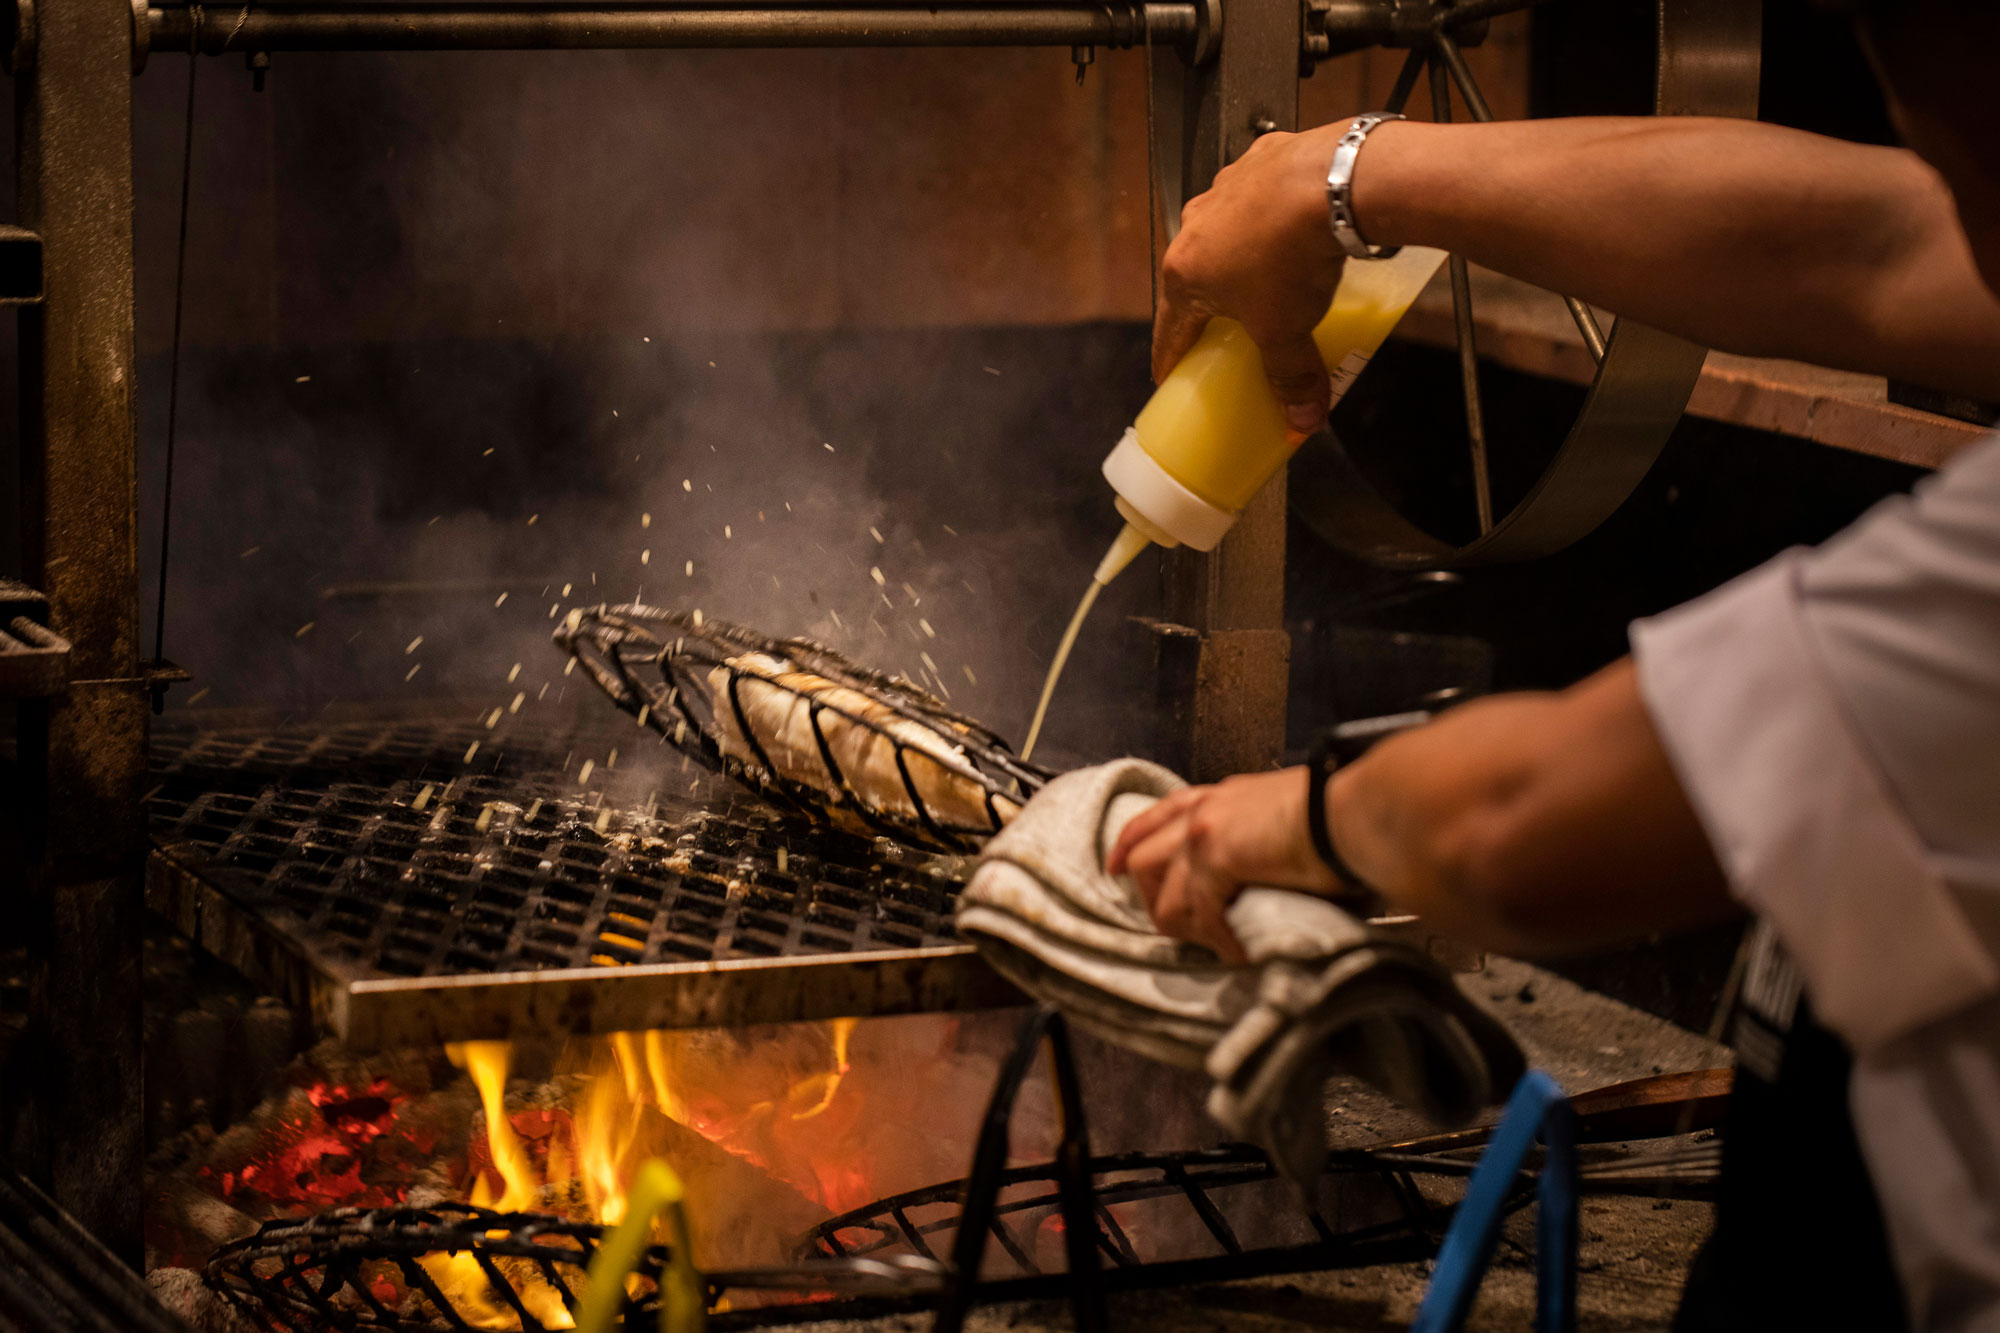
1305,731,1363,885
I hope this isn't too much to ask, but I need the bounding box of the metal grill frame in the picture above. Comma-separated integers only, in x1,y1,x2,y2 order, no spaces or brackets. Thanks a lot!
197,1008,1478,1333
145,714,1023,1049
199,1164,1445,1333
556,604,1051,853
204,1202,951,1333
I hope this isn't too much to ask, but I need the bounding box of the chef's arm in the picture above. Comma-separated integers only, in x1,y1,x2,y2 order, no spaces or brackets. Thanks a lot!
1354,117,2000,398
1324,659,1737,957
1110,659,1738,959
1157,116,2000,435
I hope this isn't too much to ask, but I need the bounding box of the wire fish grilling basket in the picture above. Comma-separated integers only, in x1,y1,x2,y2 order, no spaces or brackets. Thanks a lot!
555,605,1053,854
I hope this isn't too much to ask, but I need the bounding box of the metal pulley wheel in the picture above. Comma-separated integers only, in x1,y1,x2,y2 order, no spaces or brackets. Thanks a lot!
1283,0,1763,568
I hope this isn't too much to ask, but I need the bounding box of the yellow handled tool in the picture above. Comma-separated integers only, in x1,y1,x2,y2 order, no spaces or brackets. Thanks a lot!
574,1159,706,1333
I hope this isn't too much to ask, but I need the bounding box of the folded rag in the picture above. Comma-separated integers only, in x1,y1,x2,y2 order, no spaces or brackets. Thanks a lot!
958,758,1524,1187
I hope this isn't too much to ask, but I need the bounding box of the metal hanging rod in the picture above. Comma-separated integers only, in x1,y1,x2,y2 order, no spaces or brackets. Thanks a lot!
146,1,1208,55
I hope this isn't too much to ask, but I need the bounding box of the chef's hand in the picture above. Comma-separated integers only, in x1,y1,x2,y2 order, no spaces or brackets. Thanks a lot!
1152,122,1364,439
1106,768,1344,964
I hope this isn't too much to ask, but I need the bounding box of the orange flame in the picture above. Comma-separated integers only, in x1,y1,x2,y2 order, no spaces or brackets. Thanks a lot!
413,1012,1011,1328
787,1018,858,1122
447,1041,541,1212
429,1019,861,1306
429,1042,577,1328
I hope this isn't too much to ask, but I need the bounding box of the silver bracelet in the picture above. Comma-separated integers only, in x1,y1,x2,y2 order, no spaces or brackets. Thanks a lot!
1325,112,1405,261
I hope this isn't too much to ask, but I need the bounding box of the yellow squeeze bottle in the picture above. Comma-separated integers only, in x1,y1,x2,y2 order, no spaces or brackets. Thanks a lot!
1020,247,1447,762
1102,245,1448,560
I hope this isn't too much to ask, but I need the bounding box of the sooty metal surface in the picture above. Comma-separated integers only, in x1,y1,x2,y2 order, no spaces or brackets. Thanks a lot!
145,715,1022,1049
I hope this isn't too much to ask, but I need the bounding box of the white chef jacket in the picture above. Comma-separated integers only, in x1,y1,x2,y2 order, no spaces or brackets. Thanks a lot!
1631,432,2000,1331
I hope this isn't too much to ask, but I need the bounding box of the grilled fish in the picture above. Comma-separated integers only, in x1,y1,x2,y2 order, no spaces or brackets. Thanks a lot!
709,652,1020,836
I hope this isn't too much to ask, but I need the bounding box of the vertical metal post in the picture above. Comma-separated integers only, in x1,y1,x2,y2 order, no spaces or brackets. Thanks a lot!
1149,0,1297,780
14,0,148,1261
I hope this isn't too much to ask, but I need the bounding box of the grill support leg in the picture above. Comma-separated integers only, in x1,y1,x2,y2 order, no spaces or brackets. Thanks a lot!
1149,0,1299,781
936,1005,1105,1333
11,0,148,1262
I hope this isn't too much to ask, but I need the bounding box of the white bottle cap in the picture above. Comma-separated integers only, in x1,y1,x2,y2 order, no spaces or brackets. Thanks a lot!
1100,427,1237,552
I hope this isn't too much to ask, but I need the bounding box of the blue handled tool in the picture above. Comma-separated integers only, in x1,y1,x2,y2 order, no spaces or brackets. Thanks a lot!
1410,1069,1578,1333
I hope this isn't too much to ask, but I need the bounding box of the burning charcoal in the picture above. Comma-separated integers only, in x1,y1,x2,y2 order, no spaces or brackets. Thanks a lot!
161,1042,477,1225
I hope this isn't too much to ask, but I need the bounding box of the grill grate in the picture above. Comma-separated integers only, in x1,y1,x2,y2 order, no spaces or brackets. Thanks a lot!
146,715,1018,1048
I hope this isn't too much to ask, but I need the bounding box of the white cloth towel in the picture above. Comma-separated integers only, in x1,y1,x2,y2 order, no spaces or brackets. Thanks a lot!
958,758,1524,1186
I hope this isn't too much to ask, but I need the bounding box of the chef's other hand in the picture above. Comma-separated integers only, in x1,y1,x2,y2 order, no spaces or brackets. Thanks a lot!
1107,768,1344,963
1152,123,1360,439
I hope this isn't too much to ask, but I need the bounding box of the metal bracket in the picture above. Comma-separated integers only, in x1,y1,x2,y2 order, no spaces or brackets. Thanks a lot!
1303,0,1489,69
1291,0,1762,569
0,579,70,697
1293,319,1712,566
1145,620,1292,780
1184,0,1220,65
143,656,191,712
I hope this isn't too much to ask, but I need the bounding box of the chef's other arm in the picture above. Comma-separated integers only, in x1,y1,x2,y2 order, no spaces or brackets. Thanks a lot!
1157,115,2000,438
1108,659,1736,961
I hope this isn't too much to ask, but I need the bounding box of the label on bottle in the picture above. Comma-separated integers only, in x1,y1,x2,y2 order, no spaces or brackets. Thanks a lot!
1327,350,1371,406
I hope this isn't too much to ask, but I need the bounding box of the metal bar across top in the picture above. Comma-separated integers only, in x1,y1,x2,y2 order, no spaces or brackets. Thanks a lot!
148,2,1203,52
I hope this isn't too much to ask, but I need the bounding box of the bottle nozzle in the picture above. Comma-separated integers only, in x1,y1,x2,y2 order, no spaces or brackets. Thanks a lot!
1093,521,1152,587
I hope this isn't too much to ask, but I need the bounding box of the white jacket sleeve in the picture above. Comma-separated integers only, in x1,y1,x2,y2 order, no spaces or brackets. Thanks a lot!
1630,438,2000,1054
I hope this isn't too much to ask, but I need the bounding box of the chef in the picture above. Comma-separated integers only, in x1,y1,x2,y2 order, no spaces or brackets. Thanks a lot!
1108,2,2000,1328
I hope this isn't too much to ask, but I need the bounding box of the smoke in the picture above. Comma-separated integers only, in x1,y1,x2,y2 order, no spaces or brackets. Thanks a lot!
126,54,1229,1271
133,46,1163,766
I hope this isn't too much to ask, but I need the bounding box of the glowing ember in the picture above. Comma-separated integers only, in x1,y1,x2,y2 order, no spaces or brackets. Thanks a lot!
205,1078,431,1216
